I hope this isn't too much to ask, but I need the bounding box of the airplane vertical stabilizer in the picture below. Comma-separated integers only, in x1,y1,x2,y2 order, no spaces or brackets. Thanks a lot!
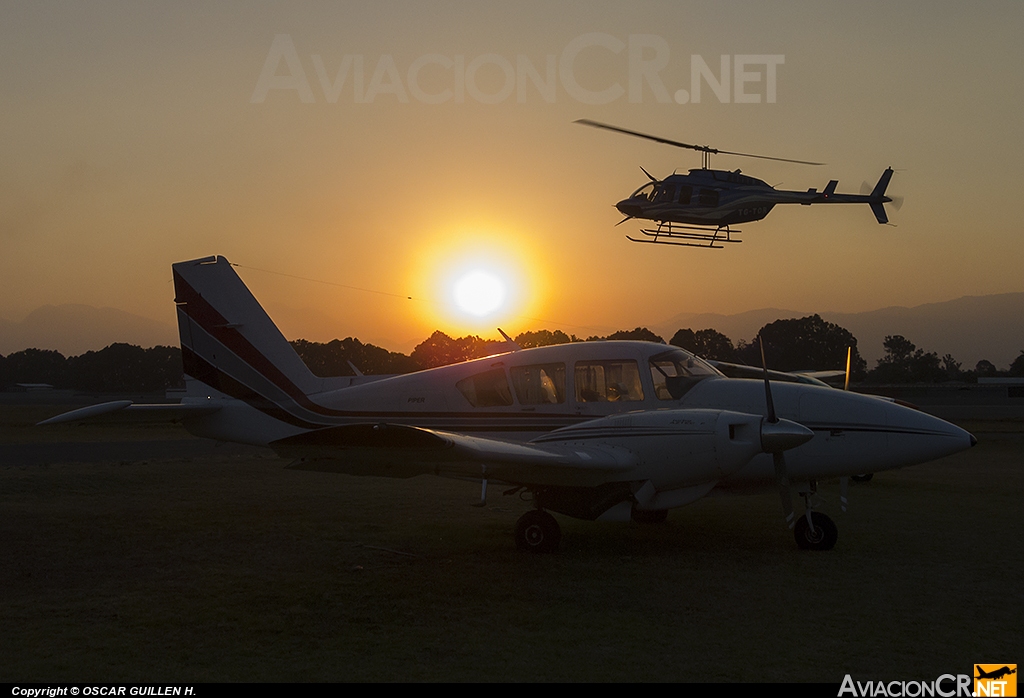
172,256,324,401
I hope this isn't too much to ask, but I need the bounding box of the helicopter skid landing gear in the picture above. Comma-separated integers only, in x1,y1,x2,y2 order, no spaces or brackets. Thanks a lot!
627,222,742,249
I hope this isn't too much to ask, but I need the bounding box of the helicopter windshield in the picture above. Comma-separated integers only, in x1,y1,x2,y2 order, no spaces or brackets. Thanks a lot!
629,182,656,200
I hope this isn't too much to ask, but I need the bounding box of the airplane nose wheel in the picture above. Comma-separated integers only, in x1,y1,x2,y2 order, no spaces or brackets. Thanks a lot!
515,510,561,553
793,511,838,551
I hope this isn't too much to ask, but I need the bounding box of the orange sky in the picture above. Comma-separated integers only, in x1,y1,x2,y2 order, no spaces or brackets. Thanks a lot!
2,2,1023,353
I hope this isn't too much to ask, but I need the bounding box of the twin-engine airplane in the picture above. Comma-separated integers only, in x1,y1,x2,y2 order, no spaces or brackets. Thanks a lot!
42,256,975,552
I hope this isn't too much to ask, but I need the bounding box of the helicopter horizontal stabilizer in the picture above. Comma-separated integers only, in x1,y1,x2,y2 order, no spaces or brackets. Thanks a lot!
870,202,888,225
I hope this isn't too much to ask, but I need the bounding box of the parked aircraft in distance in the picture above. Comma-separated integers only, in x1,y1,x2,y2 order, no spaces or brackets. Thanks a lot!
42,256,975,553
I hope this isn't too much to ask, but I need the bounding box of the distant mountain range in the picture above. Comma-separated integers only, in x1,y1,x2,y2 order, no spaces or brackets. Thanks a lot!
3,293,1023,369
654,292,1024,369
0,305,177,357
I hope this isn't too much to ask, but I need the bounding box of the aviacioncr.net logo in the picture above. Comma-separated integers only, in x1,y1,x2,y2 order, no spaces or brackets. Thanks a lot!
974,665,1017,697
839,674,973,697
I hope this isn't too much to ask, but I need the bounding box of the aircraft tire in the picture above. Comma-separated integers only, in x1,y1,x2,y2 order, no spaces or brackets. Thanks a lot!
631,507,669,524
793,512,838,551
851,473,874,483
515,510,561,554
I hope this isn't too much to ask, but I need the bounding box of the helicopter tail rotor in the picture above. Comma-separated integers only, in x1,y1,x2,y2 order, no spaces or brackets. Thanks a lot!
860,168,902,224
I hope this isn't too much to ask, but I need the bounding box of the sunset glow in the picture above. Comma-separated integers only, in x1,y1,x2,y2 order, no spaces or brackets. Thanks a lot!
0,5,1021,361
452,269,507,318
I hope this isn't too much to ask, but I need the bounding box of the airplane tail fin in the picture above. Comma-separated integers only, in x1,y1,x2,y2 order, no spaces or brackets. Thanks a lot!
172,256,324,404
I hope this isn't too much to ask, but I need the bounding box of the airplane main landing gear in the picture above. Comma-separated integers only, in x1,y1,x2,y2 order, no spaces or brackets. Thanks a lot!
793,511,838,551
515,510,561,553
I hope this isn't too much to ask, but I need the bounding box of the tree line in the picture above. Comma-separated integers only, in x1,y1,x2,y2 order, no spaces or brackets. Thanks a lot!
2,315,1023,392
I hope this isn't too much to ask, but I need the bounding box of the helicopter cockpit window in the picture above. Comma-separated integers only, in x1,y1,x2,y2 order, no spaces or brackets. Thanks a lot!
697,188,719,207
456,368,514,408
649,349,719,400
510,363,565,405
652,184,677,204
575,360,644,403
677,185,692,205
631,182,656,201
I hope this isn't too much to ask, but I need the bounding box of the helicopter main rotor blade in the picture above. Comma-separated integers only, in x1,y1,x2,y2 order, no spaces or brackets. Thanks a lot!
575,119,824,166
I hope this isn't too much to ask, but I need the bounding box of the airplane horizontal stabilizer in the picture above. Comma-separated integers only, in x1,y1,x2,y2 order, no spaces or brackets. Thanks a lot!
38,401,221,425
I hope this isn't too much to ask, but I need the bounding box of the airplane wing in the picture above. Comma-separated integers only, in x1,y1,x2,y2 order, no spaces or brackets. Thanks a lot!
37,400,222,425
270,423,636,486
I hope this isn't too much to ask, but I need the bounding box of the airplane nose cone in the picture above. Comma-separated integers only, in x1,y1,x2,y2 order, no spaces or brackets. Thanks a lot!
616,200,643,218
883,401,976,465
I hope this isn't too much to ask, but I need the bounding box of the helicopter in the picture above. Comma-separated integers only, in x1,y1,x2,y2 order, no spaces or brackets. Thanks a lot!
577,119,900,249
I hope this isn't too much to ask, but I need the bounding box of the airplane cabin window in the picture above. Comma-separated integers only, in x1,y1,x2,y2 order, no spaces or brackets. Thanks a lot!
510,363,566,404
649,349,718,400
574,360,644,402
456,368,514,407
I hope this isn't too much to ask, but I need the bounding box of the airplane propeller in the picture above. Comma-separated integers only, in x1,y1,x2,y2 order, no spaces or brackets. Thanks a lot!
758,336,807,529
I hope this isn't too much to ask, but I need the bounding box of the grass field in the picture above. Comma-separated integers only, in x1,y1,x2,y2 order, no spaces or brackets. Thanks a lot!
1,405,1021,682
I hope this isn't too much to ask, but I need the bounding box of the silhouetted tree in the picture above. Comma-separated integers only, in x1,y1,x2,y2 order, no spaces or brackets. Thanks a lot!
941,354,963,381
291,338,418,376
975,359,998,378
0,348,68,388
670,328,737,361
738,315,867,378
514,329,579,348
64,344,183,392
870,335,946,383
1009,351,1024,377
595,327,665,343
410,331,504,369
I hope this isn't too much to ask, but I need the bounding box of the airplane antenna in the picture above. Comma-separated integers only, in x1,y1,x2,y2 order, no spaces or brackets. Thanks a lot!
498,328,521,351
844,347,851,391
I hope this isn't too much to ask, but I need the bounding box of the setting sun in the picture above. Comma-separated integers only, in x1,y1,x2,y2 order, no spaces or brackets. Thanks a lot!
453,269,507,317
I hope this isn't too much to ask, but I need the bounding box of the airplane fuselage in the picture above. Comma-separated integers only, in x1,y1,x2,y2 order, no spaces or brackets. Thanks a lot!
180,339,972,496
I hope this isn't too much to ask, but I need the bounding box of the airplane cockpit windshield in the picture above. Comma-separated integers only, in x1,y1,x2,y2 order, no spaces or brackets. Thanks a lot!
649,348,720,400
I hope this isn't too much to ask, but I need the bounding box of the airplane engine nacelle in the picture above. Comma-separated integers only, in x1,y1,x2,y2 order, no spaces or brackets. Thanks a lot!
540,409,767,491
